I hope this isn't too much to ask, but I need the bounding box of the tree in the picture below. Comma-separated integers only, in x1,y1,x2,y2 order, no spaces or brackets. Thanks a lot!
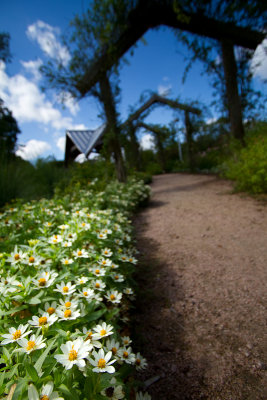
41,3,128,181
0,99,20,156
0,32,20,157
71,1,264,145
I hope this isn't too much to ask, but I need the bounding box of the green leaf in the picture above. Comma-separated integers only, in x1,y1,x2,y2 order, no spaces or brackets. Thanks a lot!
28,297,42,305
0,305,27,317
59,384,80,400
34,338,56,374
25,362,39,382
12,378,28,400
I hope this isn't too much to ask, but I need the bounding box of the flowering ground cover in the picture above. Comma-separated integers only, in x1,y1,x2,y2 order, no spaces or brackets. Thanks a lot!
0,178,152,400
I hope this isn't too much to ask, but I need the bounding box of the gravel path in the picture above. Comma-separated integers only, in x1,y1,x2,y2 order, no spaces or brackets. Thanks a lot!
133,173,267,400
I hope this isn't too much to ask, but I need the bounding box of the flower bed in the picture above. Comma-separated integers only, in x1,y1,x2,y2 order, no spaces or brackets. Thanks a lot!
0,178,151,400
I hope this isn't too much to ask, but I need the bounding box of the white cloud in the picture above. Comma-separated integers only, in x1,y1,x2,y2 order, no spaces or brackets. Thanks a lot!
21,58,43,81
16,139,51,161
0,61,72,130
251,39,267,80
157,84,172,97
140,133,155,151
27,20,70,66
56,136,66,152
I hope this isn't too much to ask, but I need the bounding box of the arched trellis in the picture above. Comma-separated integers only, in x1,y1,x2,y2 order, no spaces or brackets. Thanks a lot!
120,93,201,170
74,1,264,143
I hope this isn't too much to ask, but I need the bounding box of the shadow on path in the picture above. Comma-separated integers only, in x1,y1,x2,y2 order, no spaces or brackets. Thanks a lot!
132,208,208,400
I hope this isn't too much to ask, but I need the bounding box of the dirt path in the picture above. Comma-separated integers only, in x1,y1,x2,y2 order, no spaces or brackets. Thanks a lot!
133,173,267,400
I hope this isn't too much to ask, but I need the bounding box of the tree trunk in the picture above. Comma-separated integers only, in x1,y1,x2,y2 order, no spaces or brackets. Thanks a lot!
184,111,195,171
99,74,127,182
221,40,245,144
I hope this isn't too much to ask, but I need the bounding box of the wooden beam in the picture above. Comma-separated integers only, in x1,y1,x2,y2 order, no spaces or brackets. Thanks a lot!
76,1,265,96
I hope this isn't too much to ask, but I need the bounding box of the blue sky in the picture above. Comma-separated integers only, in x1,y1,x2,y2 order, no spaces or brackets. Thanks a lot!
0,0,266,161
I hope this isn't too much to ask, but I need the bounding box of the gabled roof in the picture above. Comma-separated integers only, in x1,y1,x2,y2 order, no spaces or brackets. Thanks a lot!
66,123,106,158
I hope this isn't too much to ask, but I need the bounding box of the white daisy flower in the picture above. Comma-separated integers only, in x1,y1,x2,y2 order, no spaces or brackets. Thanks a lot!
120,254,128,262
54,282,76,296
57,308,81,321
135,352,148,371
100,377,124,399
79,288,95,301
54,338,92,370
33,271,58,289
92,280,106,291
77,276,89,285
117,347,135,364
58,224,69,230
62,241,73,248
121,336,132,346
78,222,91,231
23,254,42,267
92,322,113,339
6,247,26,264
61,258,74,266
98,257,112,268
89,348,116,373
105,338,121,358
1,324,32,345
110,263,119,270
59,298,79,310
48,234,63,244
65,232,77,242
73,248,89,259
17,334,46,354
123,287,134,295
44,222,53,228
28,381,64,400
28,312,58,328
105,290,122,304
111,273,125,283
41,301,58,316
102,248,113,257
128,256,137,264
93,292,103,304
97,232,107,240
91,267,106,277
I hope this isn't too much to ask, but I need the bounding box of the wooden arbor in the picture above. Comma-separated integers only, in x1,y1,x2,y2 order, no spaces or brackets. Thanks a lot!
120,93,201,171
74,1,264,143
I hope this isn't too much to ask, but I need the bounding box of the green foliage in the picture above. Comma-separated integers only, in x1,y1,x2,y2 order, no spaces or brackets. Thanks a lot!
222,122,267,193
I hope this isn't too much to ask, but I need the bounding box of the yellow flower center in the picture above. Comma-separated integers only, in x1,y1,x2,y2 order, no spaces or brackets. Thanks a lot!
65,301,71,308
27,340,36,351
110,294,116,301
95,269,100,275
112,347,117,355
63,286,69,293
38,278,46,286
123,351,129,358
29,256,35,263
129,258,133,262
85,331,92,341
122,257,126,260
82,223,86,227
39,317,48,326
77,251,82,256
14,253,20,260
40,395,50,400
95,283,100,288
47,307,55,315
97,358,106,368
114,275,119,280
53,239,58,243
64,309,72,318
64,260,69,264
100,329,107,336
102,260,106,265
99,234,103,238
83,291,88,296
12,330,21,340
136,358,141,365
68,349,78,361
104,251,108,254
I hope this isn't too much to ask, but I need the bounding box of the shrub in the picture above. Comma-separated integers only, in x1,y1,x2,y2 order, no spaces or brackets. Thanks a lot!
222,122,267,194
